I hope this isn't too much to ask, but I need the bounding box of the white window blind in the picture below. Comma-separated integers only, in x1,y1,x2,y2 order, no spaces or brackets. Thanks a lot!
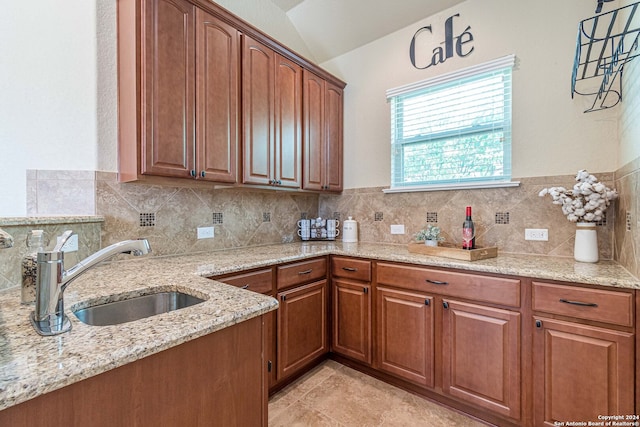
387,55,515,191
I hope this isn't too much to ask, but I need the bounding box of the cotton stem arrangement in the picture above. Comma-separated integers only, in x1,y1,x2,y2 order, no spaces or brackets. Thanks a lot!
538,170,618,223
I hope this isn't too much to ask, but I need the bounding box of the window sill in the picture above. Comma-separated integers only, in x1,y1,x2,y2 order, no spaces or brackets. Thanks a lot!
382,181,521,194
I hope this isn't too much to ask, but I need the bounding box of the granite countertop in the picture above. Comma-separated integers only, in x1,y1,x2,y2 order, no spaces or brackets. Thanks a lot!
0,241,638,412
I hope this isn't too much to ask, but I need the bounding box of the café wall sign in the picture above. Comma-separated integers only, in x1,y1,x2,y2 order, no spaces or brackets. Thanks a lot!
410,13,474,69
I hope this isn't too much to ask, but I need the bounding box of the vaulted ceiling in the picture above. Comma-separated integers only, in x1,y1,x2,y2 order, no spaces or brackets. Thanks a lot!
270,0,466,63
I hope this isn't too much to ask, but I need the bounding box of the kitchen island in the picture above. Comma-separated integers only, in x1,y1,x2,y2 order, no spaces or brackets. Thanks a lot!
0,241,637,422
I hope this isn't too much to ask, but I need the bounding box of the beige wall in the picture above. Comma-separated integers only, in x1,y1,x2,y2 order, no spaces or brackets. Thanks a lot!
321,0,621,189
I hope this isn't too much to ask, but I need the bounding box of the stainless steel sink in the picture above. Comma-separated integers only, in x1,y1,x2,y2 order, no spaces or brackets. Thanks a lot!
73,291,205,326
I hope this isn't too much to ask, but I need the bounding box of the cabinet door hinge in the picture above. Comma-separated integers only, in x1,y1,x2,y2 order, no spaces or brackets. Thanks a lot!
267,360,272,372
363,287,368,294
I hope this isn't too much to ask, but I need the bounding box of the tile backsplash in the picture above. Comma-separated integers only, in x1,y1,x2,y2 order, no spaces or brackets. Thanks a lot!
2,165,637,292
319,174,617,260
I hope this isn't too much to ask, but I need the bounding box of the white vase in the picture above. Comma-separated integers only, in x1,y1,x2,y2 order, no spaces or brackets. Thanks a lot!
425,240,438,247
574,222,598,263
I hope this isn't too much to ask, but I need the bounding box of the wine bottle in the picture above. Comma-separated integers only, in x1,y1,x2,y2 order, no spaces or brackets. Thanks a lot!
462,206,475,250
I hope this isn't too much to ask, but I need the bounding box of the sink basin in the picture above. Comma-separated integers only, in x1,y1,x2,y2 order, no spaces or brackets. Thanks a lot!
73,291,205,326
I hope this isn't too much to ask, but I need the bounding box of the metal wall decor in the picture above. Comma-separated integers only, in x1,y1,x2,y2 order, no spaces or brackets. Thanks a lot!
571,2,640,112
410,13,474,70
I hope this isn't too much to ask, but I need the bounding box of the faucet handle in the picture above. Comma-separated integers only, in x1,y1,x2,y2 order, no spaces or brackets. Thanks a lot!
53,230,74,252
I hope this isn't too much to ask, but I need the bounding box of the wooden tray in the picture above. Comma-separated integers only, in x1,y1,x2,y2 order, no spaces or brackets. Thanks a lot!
407,242,498,261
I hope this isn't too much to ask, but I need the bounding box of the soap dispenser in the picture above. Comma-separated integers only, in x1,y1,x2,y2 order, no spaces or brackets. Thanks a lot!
21,230,45,304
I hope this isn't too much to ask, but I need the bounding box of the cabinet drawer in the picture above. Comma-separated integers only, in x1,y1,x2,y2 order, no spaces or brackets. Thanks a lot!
277,257,327,290
331,256,371,282
376,262,520,308
214,268,274,294
532,282,634,327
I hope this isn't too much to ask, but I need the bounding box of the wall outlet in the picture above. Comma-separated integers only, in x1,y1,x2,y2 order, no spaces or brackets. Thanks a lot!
197,226,214,239
59,234,79,252
390,224,405,234
525,228,548,241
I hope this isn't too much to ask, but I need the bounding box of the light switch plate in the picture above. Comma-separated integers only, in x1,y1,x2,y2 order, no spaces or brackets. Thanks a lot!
390,224,405,234
197,226,214,239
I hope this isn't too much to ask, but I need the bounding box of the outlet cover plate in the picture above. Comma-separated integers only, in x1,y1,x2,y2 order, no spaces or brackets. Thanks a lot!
525,228,548,241
390,224,405,234
197,226,214,239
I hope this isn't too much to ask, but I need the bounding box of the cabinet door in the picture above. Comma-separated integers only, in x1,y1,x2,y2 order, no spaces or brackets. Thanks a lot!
274,55,302,188
375,286,434,388
196,9,239,183
442,300,521,420
142,0,195,178
277,280,328,381
242,36,274,185
324,82,343,192
332,279,371,364
533,317,635,426
302,70,325,191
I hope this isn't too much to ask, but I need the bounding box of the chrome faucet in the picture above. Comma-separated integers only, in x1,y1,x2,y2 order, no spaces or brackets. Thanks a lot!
30,231,152,336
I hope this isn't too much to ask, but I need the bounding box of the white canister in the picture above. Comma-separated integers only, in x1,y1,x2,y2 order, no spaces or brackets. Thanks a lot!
342,216,358,243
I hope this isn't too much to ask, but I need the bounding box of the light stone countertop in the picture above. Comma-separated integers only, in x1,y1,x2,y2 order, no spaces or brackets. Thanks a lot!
0,241,638,412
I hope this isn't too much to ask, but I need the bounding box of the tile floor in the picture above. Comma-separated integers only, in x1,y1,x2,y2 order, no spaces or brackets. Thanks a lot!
268,360,489,426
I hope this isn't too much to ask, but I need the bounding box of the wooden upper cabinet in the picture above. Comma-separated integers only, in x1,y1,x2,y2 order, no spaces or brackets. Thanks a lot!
324,82,344,191
242,36,274,186
118,0,343,188
303,70,343,192
142,0,196,178
242,36,301,189
274,55,302,188
196,8,239,183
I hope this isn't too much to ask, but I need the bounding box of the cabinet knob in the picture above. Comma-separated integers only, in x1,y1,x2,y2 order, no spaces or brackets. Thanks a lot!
190,170,196,177
425,299,430,306
443,301,449,309
200,171,206,178
535,320,542,328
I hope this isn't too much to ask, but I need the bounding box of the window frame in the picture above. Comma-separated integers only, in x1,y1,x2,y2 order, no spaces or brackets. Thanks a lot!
384,55,518,193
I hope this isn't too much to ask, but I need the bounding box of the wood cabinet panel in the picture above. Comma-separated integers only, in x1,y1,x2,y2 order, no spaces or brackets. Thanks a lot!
302,70,343,192
242,35,274,185
376,262,521,307
274,55,302,188
142,0,196,178
332,278,372,364
302,70,324,190
277,280,328,381
214,268,274,295
277,257,327,290
196,9,239,182
533,317,635,426
331,256,371,282
325,81,344,191
442,300,521,420
375,286,435,388
532,281,634,327
0,316,267,426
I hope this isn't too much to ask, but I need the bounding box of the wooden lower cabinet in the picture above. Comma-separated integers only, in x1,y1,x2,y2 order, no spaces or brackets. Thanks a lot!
0,315,267,426
375,286,435,388
277,279,328,381
442,299,521,420
533,317,635,426
332,278,372,364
